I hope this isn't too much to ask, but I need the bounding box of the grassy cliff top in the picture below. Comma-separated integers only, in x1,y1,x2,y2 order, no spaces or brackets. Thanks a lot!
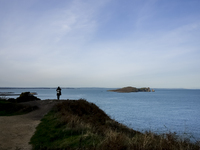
30,99,200,150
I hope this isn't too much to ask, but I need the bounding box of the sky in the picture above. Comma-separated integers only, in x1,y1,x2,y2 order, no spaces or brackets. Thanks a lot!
0,0,200,89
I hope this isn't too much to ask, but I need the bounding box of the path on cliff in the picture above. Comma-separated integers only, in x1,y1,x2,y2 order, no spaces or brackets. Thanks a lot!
0,100,63,150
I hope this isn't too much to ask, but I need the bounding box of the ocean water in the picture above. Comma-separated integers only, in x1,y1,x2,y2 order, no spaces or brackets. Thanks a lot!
1,88,200,141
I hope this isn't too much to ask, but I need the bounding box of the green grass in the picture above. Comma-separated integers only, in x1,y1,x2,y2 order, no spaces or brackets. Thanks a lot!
30,108,102,149
0,97,38,116
30,99,200,150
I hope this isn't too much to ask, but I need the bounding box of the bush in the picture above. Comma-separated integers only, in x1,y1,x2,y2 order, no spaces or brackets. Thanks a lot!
12,92,41,103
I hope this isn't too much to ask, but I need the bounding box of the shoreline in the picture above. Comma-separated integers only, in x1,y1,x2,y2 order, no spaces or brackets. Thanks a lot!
1,99,200,149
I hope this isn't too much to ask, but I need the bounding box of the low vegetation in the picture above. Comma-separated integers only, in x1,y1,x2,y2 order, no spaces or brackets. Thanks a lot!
30,99,200,150
0,97,38,116
0,92,40,116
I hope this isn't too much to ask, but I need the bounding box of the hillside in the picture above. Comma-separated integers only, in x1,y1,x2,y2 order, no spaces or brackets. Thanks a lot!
30,99,199,150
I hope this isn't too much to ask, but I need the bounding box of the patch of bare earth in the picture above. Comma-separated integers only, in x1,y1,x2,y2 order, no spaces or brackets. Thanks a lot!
0,100,63,150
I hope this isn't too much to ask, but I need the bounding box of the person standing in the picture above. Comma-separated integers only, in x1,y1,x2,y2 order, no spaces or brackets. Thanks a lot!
56,86,61,100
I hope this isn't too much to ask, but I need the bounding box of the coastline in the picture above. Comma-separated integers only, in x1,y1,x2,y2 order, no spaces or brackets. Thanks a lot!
1,99,199,150
1,88,200,141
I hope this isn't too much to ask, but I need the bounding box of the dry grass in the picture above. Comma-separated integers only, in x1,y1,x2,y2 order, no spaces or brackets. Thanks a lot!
30,99,200,150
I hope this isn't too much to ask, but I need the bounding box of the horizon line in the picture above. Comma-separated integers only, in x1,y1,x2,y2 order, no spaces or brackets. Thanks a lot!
0,87,199,90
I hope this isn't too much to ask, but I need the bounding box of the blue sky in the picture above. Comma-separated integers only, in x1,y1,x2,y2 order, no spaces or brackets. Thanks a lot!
0,0,200,88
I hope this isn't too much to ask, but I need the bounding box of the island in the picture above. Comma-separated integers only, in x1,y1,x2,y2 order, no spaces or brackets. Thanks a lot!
108,86,152,93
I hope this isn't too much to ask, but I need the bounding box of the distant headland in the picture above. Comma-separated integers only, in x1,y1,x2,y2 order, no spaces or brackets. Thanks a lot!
108,86,155,93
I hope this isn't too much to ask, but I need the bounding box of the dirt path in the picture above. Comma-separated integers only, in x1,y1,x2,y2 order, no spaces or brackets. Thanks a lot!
0,100,63,150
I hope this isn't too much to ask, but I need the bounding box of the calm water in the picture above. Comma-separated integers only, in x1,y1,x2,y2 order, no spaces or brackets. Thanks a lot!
1,88,200,141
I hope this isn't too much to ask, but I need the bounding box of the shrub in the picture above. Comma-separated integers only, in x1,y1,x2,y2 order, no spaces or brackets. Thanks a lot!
14,92,40,103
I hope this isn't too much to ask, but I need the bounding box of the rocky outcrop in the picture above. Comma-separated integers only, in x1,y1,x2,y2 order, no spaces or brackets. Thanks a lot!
108,86,151,93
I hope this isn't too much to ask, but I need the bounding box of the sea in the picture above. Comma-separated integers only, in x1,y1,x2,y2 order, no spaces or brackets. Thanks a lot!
1,87,200,141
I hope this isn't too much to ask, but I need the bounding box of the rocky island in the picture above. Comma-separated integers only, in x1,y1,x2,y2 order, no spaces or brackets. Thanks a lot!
108,86,152,93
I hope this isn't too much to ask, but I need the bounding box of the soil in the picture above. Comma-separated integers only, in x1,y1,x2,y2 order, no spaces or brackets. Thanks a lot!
0,100,64,150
